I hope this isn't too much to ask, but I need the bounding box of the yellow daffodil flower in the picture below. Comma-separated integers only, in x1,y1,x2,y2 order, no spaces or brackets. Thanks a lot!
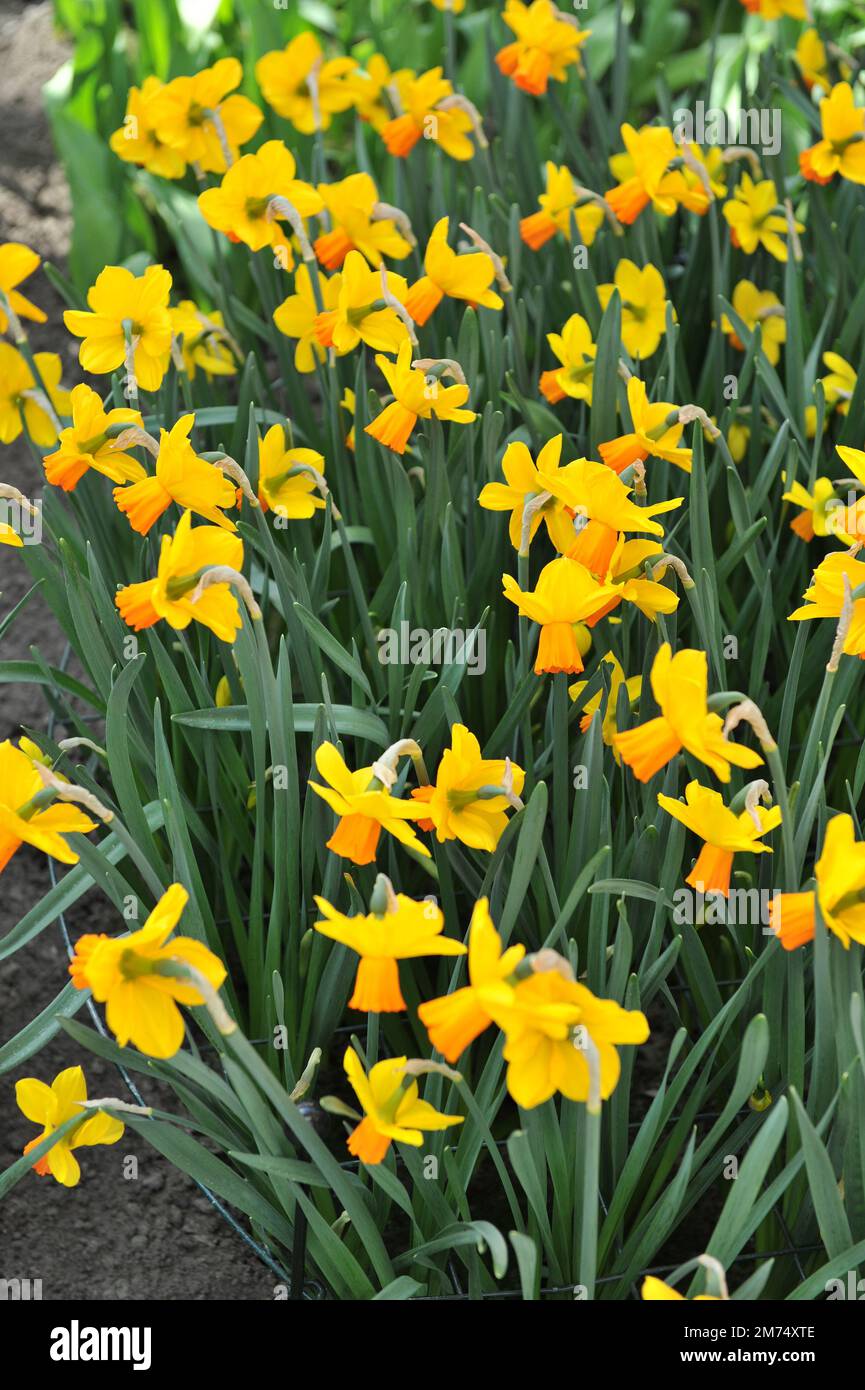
342,1046,463,1165
257,426,327,518
256,32,360,135
788,550,865,656
69,884,227,1058
821,351,856,415
309,741,430,864
538,454,682,577
615,644,764,783
0,241,46,332
419,898,524,1061
382,67,475,160
314,172,411,270
273,264,342,372
721,279,785,366
410,724,525,851
17,1067,124,1187
351,54,404,133
539,313,597,405
520,162,605,250
487,969,649,1108
795,28,831,91
723,173,802,262
0,343,70,447
64,264,173,393
313,250,409,353
145,58,262,173
113,414,236,535
605,124,706,225
115,510,244,643
478,434,581,552
496,0,589,96
503,556,615,674
43,383,145,492
169,302,238,379
570,650,642,758
580,535,679,626
771,814,865,951
597,259,671,360
800,82,865,186
198,140,323,262
641,1276,718,1301
365,341,476,454
313,892,465,1012
781,474,845,541
404,217,503,325
0,739,96,874
599,376,692,475
109,77,187,179
657,779,781,895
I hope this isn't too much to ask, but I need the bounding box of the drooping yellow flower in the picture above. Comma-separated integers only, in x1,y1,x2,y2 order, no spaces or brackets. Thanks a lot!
109,77,187,179
410,724,525,851
0,344,70,447
657,779,781,895
115,510,244,643
309,742,430,865
503,556,614,674
520,162,605,251
404,217,503,326
723,174,802,262
781,474,845,542
169,302,238,380
351,54,403,133
69,884,227,1058
257,425,326,519
342,1046,463,1165
788,550,865,658
539,313,597,405
197,140,323,261
313,250,409,354
795,28,830,92
597,259,671,360
17,1067,124,1188
256,32,360,135
570,650,642,759
800,82,865,186
313,892,465,1012
0,242,46,332
478,434,581,553
771,814,865,951
721,279,785,366
614,644,764,784
538,454,682,576
0,739,96,875
365,341,476,455
273,264,342,373
598,376,692,475
64,264,173,393
43,384,144,492
641,1276,718,1301
578,535,679,626
821,351,856,416
419,899,524,1061
381,67,475,161
605,124,705,225
496,0,589,96
487,969,649,1109
113,414,236,535
145,58,262,173
314,172,411,270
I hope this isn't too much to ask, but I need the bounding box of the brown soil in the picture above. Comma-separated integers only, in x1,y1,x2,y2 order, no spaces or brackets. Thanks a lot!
0,0,272,1301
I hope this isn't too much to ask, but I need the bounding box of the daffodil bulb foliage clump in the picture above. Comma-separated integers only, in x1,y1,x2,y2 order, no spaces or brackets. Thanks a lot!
3,0,865,1305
